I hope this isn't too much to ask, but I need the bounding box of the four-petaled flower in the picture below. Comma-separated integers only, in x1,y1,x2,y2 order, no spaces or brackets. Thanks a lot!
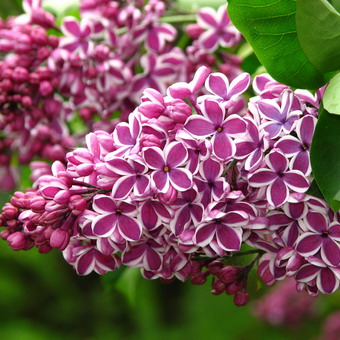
257,90,301,139
92,195,142,241
184,99,246,160
60,17,93,57
143,142,192,193
249,150,309,207
275,115,317,175
296,212,340,267
197,5,241,52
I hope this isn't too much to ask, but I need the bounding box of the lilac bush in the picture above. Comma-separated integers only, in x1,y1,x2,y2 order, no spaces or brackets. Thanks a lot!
1,63,339,306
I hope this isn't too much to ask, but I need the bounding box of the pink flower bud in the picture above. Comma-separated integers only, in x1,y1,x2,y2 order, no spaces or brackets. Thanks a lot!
21,95,32,107
1,229,10,240
185,24,205,39
12,67,29,83
158,185,177,204
234,291,249,306
208,260,223,276
2,203,18,219
191,275,206,285
69,195,87,215
140,134,161,148
225,282,242,295
7,232,27,250
211,279,226,295
54,190,71,205
219,266,238,284
39,80,53,96
50,229,70,250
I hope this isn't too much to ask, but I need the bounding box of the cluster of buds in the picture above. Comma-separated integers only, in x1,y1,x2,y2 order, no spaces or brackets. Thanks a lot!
0,1,74,187
190,258,257,306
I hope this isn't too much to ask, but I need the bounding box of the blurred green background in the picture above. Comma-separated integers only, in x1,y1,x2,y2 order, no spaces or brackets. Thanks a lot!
0,1,338,340
0,244,329,340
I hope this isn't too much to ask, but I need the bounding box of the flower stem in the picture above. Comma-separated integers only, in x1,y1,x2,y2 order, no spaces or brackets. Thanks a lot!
159,14,197,24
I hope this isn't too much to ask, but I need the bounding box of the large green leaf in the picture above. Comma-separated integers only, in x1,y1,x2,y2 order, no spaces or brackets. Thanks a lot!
310,105,340,211
228,0,326,89
323,72,340,115
329,0,340,13
296,0,340,73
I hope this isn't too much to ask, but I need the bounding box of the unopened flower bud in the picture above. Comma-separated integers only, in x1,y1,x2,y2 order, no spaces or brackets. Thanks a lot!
211,279,226,295
185,24,205,39
50,229,70,250
219,266,238,284
225,281,242,295
191,274,206,285
12,67,29,83
208,260,223,276
2,203,18,219
234,290,249,306
39,80,53,96
7,232,27,250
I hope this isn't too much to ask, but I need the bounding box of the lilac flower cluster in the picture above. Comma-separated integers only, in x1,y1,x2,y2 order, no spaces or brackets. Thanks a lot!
253,278,316,327
0,1,74,188
1,65,338,305
0,0,243,191
49,1,242,131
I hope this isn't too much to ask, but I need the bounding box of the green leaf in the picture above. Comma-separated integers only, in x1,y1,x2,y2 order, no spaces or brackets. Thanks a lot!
228,0,326,89
323,72,340,115
296,0,340,73
329,0,340,13
310,105,340,211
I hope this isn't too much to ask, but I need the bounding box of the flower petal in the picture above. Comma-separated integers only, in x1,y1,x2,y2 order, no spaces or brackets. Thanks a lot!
118,215,142,241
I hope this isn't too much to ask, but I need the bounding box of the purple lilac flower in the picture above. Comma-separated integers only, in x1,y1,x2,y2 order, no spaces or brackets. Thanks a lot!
1,64,336,304
143,142,192,193
275,115,317,175
257,90,301,139
196,5,241,52
296,212,340,267
249,150,310,207
184,99,246,160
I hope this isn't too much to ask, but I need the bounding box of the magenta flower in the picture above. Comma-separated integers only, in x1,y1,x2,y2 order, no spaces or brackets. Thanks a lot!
169,189,204,236
133,18,176,53
123,239,164,272
138,199,172,231
176,130,210,174
184,99,246,160
131,52,182,101
197,5,241,52
296,212,340,267
194,208,247,255
296,257,340,294
249,150,310,207
257,90,301,138
203,72,251,108
105,156,150,199
112,114,141,156
167,65,210,100
60,17,93,57
195,157,230,208
235,117,269,171
92,195,142,241
275,115,317,175
143,142,192,193
64,243,119,276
